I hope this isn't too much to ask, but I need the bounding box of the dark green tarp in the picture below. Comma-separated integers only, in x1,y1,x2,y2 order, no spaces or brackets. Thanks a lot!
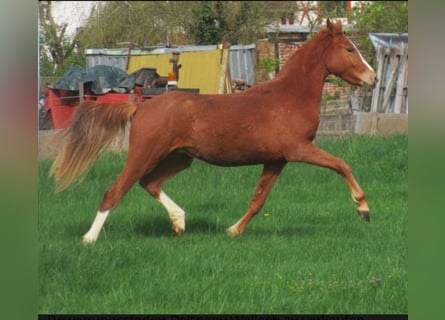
53,65,135,94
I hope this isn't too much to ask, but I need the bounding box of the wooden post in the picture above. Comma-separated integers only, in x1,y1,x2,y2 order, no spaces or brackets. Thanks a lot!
402,55,408,113
378,51,390,113
382,47,408,113
394,45,408,114
78,82,84,102
370,46,385,113
126,42,134,72
370,112,379,135
381,52,398,113
218,38,231,94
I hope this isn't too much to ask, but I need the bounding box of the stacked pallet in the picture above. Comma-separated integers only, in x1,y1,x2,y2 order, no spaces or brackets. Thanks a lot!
369,33,408,114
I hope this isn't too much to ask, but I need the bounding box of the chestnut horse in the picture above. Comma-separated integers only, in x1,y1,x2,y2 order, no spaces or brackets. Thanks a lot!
50,20,377,243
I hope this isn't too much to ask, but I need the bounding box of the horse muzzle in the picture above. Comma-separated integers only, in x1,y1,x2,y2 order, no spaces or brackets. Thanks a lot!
362,72,378,88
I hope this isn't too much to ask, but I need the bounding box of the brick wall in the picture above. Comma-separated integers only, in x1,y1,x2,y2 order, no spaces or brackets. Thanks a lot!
278,42,304,69
256,39,275,59
255,39,276,82
256,38,349,102
323,81,349,100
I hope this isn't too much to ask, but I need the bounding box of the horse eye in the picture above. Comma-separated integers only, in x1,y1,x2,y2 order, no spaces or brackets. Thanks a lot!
347,47,354,53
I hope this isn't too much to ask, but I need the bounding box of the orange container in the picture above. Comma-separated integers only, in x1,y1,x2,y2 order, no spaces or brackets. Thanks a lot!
50,105,77,129
44,87,80,129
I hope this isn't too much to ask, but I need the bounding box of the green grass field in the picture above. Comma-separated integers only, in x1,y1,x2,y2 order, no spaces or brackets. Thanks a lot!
38,134,407,314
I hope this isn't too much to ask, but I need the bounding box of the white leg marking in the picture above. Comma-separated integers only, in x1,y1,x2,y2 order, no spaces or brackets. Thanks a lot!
158,191,185,233
82,210,110,244
226,221,242,236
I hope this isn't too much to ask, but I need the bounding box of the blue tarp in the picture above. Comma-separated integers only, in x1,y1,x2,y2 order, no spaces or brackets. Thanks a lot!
53,65,135,94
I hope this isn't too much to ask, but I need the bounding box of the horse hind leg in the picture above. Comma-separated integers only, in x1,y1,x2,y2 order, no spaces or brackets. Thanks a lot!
139,153,193,235
82,161,149,244
82,210,110,244
83,141,172,243
227,160,286,236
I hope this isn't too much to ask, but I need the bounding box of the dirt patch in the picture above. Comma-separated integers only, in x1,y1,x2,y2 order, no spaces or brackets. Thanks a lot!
38,130,64,160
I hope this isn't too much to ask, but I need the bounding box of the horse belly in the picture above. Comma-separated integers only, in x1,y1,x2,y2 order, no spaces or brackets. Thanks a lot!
180,133,283,166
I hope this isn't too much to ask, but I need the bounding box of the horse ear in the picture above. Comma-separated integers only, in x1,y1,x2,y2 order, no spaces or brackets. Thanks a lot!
327,18,342,35
327,18,333,30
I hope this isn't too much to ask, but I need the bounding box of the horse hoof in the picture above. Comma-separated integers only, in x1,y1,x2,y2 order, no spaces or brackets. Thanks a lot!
226,225,241,237
172,225,184,235
82,236,96,244
358,210,370,222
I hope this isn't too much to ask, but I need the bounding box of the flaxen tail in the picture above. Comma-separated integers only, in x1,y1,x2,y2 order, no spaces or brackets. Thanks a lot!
49,101,138,192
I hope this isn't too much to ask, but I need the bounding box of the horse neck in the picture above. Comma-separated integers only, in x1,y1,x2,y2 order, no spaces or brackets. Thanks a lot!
275,39,330,104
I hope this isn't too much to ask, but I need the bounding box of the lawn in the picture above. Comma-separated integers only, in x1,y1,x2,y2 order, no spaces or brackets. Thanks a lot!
38,134,407,314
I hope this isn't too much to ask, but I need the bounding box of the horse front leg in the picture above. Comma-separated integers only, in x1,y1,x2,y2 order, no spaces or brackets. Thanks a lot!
139,153,193,235
286,143,370,222
227,160,287,236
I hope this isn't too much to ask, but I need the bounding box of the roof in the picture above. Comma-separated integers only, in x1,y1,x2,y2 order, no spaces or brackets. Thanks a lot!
265,21,354,34
85,44,256,56
369,33,408,50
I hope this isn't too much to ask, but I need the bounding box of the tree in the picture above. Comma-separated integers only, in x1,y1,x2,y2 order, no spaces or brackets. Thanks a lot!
186,1,273,45
39,1,84,76
187,1,222,45
76,1,277,49
350,1,408,67
78,2,198,48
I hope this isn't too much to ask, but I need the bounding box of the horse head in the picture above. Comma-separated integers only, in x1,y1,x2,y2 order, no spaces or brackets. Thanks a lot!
324,19,378,87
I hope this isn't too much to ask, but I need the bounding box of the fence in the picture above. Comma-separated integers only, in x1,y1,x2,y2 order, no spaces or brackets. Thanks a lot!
369,33,408,114
316,100,408,136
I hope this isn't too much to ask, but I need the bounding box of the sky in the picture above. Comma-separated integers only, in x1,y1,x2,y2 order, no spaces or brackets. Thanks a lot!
51,1,97,37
